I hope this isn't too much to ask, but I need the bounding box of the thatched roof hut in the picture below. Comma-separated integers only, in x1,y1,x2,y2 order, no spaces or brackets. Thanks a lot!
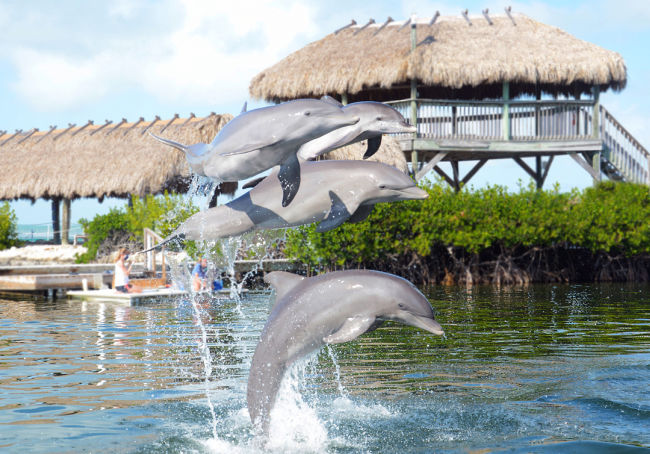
250,12,627,102
323,136,408,173
0,114,232,201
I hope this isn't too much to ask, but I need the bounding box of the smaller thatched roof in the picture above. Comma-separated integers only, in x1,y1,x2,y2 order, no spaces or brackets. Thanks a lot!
250,12,627,102
0,113,232,201
323,135,408,174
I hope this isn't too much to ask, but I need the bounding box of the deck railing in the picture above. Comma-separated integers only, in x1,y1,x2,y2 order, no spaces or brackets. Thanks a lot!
600,105,650,184
386,98,649,184
386,98,596,141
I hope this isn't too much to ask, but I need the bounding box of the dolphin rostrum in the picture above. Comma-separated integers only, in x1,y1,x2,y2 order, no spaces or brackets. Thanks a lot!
139,160,428,252
297,99,417,161
150,99,360,206
248,270,445,433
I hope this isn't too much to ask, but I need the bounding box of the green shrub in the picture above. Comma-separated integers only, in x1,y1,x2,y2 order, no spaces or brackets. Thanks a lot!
77,192,199,263
76,207,129,263
0,202,20,250
285,180,650,269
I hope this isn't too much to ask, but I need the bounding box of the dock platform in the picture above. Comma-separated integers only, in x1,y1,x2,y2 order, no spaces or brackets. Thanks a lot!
67,288,246,306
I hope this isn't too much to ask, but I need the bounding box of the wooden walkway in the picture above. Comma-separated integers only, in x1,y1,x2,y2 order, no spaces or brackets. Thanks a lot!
387,98,650,189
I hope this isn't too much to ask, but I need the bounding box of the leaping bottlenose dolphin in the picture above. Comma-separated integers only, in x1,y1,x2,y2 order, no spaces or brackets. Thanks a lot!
138,160,428,252
150,99,359,206
298,98,417,161
248,270,445,434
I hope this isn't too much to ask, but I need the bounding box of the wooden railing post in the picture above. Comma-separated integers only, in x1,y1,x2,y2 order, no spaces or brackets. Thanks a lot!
410,15,419,176
592,87,600,139
591,87,601,183
502,81,510,140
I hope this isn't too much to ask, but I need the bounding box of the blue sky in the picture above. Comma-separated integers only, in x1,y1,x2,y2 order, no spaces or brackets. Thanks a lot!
1,0,649,225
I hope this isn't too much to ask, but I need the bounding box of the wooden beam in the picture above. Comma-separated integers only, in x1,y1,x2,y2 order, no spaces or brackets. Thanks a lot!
433,166,454,187
592,151,602,184
569,152,600,181
416,151,449,181
411,151,419,177
51,198,60,244
406,138,603,154
461,159,488,186
451,161,460,191
502,81,510,140
541,156,554,185
61,198,71,245
592,86,600,139
513,156,537,180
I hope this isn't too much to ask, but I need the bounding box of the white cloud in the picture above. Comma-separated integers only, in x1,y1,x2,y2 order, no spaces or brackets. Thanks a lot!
6,0,319,112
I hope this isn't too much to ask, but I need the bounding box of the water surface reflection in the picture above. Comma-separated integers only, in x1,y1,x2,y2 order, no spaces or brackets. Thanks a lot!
0,284,647,452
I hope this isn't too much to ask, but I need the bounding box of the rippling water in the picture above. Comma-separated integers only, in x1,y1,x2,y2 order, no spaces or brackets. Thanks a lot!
0,284,648,453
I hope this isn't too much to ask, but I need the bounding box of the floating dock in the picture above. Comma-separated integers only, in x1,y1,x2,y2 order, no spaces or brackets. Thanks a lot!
67,288,246,306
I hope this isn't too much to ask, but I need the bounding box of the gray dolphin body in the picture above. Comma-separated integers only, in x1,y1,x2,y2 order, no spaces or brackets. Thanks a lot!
150,99,360,206
297,100,416,161
248,270,445,433
149,160,427,248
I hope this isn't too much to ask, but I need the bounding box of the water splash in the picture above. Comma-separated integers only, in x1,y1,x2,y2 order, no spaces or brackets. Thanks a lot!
326,344,348,399
188,291,219,440
267,355,329,452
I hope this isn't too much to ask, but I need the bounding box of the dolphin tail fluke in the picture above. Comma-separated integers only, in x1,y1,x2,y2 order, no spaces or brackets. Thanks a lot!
247,351,287,435
148,131,190,155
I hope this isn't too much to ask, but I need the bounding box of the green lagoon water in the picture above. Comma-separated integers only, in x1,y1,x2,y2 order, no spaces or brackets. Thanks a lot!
0,284,648,453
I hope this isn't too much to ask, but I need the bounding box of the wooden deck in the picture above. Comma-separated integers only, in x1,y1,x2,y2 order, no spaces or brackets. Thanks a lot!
387,98,650,188
0,260,302,297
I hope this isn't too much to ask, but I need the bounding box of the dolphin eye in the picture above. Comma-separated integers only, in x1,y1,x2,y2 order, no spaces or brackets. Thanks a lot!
304,111,311,116
398,303,406,309
379,184,387,189
376,116,382,121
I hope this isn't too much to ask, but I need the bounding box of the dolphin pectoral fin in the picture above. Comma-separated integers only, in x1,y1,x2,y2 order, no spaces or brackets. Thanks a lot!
366,319,386,333
316,191,354,232
320,95,344,107
348,204,374,223
323,316,377,344
363,136,382,159
242,176,266,190
278,154,301,207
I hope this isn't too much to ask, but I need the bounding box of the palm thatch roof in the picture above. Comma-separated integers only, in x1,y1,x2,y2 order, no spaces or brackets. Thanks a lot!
323,135,408,173
0,113,232,201
250,12,627,102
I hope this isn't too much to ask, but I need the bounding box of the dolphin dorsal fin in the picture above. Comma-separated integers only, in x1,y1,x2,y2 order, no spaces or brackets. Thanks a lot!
264,272,305,302
240,101,248,114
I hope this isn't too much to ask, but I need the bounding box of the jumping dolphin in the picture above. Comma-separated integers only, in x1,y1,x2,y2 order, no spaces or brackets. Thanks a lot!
297,99,416,161
139,160,428,251
149,99,360,206
248,270,445,433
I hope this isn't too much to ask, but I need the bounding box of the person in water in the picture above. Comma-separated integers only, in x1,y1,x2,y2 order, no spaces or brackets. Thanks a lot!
192,257,209,291
114,248,140,293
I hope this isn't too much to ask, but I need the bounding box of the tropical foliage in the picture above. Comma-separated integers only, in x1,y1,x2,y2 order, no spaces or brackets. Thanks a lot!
285,181,650,284
76,192,198,263
0,202,20,250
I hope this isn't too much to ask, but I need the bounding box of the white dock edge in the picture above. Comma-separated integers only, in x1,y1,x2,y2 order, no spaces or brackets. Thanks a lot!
67,288,245,306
